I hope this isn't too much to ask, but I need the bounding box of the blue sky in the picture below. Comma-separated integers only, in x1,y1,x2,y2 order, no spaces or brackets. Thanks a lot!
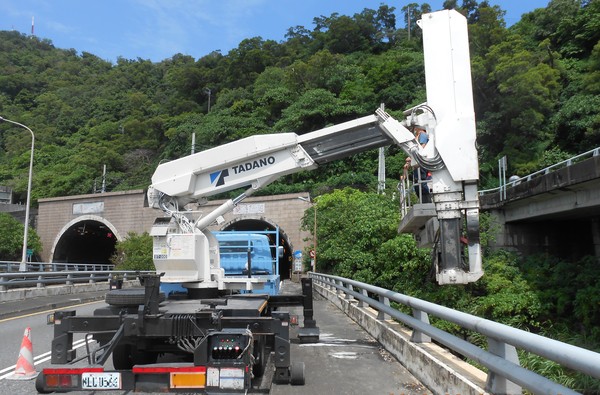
1,0,550,63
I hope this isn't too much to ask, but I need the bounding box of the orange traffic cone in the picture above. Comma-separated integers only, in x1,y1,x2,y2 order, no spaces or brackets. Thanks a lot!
8,327,38,380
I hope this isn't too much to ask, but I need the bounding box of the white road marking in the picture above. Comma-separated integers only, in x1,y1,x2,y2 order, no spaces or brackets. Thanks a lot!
0,338,94,380
330,352,358,359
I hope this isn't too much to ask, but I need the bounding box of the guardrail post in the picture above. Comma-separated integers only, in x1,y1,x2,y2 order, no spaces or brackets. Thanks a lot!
377,296,390,321
319,276,327,289
357,288,368,307
89,273,96,284
346,284,353,300
37,275,44,288
66,273,73,286
335,280,342,296
410,309,431,343
0,276,5,291
327,278,334,290
485,338,522,394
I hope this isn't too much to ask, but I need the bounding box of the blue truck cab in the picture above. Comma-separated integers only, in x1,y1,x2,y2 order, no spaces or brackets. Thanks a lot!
160,231,281,297
215,233,274,275
213,231,281,295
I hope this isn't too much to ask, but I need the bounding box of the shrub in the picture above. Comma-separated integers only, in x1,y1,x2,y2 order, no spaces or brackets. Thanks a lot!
111,232,155,271
0,213,42,261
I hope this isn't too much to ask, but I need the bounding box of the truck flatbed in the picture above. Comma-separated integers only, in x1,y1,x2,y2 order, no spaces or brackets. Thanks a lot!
158,294,269,317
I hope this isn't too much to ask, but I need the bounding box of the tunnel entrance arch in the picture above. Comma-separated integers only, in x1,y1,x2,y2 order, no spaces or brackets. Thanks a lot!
50,215,122,264
219,218,293,280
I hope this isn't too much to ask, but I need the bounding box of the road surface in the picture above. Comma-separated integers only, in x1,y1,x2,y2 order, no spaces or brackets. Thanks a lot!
0,282,430,394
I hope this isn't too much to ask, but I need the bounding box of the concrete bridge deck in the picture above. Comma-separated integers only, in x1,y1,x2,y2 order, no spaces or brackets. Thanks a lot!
272,280,433,395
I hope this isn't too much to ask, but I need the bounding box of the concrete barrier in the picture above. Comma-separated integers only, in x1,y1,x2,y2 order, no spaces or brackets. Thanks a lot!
0,280,139,303
314,282,489,395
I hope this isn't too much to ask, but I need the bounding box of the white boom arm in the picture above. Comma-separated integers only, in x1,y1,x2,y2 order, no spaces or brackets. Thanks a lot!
148,10,482,287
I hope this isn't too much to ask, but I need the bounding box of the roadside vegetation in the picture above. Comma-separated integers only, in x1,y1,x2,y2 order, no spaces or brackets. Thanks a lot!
301,188,600,392
111,232,154,271
0,213,41,261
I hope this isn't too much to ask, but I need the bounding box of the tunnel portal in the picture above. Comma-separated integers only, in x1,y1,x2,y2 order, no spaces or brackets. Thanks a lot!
52,219,118,264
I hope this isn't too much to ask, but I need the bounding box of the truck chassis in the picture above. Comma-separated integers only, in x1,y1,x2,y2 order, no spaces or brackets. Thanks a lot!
36,275,318,393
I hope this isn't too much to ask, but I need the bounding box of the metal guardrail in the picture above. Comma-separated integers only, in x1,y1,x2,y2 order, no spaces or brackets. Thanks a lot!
0,261,115,272
479,147,600,197
310,272,600,395
0,271,152,291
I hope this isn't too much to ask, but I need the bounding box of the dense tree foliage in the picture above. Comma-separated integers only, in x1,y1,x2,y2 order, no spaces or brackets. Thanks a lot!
302,189,600,391
1,1,597,201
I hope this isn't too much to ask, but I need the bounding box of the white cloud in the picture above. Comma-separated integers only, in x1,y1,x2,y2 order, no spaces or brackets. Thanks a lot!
124,0,270,60
45,20,72,34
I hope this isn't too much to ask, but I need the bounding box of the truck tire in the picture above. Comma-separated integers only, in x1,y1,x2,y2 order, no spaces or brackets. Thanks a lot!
113,343,158,370
252,336,267,377
105,288,165,307
290,362,305,385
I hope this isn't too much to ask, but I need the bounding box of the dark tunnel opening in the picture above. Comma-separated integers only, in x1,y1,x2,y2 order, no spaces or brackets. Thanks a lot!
222,219,293,280
53,220,118,264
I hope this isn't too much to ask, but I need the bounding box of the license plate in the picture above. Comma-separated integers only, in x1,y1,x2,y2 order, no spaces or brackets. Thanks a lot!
81,372,121,389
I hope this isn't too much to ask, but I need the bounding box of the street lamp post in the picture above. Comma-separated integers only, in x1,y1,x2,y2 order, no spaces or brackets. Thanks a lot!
0,116,35,272
298,195,317,272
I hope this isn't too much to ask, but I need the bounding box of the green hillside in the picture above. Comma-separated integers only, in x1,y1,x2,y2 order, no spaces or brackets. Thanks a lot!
0,1,597,204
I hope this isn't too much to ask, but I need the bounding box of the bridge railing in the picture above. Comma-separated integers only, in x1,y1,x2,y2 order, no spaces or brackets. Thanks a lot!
310,272,600,395
0,270,152,291
0,261,115,273
479,147,600,197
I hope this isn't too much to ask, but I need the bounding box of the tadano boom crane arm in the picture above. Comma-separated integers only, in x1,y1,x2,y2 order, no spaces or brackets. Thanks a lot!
147,9,483,286
147,112,420,233
148,113,416,209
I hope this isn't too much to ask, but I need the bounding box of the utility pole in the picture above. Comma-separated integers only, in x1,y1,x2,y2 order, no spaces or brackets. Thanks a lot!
377,104,386,194
205,88,212,113
407,6,411,40
101,164,107,193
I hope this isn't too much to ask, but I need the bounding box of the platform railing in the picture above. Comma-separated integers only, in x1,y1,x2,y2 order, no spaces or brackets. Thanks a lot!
310,272,600,395
479,147,600,197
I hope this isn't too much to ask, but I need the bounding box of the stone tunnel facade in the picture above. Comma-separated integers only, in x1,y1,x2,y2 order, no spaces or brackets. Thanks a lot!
36,190,312,268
